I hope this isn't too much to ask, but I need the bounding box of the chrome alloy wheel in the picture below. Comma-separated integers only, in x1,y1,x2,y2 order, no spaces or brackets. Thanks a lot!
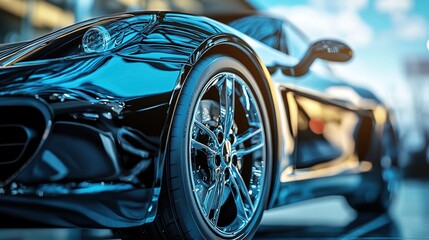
189,72,266,237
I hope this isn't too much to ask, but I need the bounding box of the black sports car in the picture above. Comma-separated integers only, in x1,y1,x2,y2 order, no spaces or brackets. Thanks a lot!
0,11,400,239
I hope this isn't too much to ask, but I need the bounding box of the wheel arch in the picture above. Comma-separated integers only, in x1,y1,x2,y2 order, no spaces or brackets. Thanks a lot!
158,33,281,211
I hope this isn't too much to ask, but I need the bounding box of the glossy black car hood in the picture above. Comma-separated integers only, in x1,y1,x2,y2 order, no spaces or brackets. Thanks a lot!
0,11,381,106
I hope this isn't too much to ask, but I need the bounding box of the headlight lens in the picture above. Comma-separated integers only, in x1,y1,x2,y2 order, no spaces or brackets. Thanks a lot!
81,14,157,54
82,26,111,53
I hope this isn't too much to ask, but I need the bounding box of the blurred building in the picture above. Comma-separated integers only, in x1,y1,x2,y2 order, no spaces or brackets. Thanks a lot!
0,0,255,43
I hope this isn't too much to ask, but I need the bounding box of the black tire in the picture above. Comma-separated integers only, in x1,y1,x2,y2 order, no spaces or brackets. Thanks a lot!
119,54,273,239
348,125,400,213
347,171,394,213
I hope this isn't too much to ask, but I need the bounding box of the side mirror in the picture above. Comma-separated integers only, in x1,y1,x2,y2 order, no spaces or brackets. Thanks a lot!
281,40,353,77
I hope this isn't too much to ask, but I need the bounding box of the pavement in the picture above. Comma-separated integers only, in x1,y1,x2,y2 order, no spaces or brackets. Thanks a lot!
256,179,429,239
0,179,428,239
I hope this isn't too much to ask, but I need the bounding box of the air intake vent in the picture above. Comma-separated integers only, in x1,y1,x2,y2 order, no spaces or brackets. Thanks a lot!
0,125,29,164
0,97,52,185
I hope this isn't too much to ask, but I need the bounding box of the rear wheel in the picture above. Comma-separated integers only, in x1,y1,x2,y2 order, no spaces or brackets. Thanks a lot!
119,54,272,239
348,126,400,213
347,162,399,212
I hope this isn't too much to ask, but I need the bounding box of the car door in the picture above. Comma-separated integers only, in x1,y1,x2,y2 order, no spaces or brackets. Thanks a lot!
227,14,375,206
281,21,375,182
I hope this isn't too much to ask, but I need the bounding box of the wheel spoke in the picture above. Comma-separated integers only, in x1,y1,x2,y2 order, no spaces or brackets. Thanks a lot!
203,179,218,216
230,167,255,212
236,142,264,157
194,120,218,145
238,84,260,124
228,167,254,221
202,171,225,225
233,127,262,147
219,74,235,135
191,139,217,156
210,173,225,225
189,71,267,236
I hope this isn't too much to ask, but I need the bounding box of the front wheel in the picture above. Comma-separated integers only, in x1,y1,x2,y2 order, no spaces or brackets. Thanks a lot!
120,54,273,239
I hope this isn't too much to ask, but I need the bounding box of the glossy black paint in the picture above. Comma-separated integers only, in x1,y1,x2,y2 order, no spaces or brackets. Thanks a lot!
0,12,398,229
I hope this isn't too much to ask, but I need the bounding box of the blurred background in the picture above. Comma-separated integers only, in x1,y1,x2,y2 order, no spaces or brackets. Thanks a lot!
1,0,428,176
0,0,428,239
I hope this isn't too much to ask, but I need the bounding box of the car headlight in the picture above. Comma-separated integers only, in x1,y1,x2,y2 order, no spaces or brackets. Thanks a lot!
82,26,112,53
81,14,157,54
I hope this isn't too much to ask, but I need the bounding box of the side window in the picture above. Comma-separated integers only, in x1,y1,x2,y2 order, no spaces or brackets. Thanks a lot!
228,15,288,54
229,15,333,74
229,15,311,60
283,22,333,74
283,23,309,60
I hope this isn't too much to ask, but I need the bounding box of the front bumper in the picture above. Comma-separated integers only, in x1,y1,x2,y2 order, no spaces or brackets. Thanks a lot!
0,96,159,227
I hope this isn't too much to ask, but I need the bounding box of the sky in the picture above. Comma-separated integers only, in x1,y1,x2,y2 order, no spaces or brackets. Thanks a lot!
250,0,429,149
